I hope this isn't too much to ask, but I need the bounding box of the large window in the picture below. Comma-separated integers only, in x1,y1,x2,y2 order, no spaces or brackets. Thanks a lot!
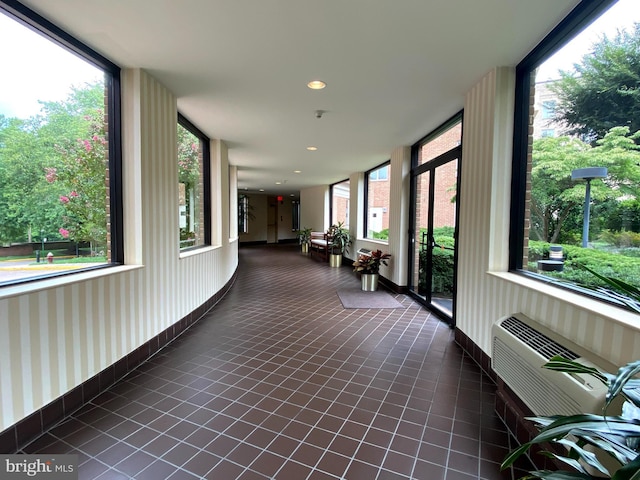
365,163,390,240
511,0,640,307
0,3,122,286
177,114,210,251
331,179,350,228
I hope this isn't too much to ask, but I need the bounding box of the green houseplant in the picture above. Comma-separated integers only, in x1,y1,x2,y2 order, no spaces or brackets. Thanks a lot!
327,222,352,267
353,249,391,291
502,270,640,479
501,355,640,480
296,227,312,253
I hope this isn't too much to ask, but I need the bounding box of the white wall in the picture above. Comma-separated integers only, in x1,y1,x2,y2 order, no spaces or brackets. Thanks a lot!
0,68,238,431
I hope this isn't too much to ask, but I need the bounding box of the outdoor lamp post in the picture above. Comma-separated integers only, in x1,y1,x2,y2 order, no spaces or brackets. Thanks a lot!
40,229,44,253
571,167,608,248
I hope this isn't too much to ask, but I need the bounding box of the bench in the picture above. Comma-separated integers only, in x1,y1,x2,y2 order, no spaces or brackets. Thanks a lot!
309,231,330,262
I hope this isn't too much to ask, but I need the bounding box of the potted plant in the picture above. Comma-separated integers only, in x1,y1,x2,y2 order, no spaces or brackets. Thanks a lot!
353,249,391,291
501,270,640,479
501,355,640,480
296,227,312,254
327,222,352,268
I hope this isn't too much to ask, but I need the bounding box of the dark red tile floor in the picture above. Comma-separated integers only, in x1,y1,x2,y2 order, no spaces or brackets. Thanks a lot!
22,244,526,479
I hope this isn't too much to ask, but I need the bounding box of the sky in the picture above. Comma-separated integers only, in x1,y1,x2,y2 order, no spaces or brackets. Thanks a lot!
0,11,102,119
1,1,640,119
537,0,640,81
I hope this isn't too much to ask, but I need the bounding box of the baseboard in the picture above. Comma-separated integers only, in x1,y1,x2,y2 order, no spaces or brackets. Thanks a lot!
0,269,238,454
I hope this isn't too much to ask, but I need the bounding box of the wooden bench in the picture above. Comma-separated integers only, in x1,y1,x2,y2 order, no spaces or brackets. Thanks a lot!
309,231,330,262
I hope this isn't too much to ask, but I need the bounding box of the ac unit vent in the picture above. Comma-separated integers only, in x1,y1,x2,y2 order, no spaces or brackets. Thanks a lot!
492,313,612,416
501,315,579,361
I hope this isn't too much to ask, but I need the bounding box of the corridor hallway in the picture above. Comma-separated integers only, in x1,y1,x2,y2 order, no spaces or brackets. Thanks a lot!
21,245,521,479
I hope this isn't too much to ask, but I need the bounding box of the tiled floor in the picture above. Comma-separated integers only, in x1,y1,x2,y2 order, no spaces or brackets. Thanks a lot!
23,244,525,479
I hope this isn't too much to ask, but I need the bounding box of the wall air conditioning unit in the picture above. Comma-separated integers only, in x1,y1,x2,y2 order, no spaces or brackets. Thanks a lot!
492,313,617,416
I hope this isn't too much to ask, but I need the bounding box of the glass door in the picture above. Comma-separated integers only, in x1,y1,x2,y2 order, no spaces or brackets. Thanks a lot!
410,154,459,321
409,116,461,325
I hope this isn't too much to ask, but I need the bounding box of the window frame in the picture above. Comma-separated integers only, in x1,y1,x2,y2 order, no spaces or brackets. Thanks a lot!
509,0,623,301
177,113,211,251
330,178,350,229
0,0,123,287
364,161,390,240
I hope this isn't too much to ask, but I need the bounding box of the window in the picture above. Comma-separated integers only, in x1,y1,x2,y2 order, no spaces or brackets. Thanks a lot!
177,114,210,250
365,163,390,240
511,0,640,307
368,169,388,181
292,200,300,231
0,3,122,287
541,100,556,119
331,179,350,228
238,194,249,234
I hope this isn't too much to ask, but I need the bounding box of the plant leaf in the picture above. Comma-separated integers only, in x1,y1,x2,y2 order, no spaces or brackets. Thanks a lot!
555,438,609,475
612,453,640,480
501,442,533,470
608,361,640,407
528,415,640,447
544,355,609,384
525,470,596,479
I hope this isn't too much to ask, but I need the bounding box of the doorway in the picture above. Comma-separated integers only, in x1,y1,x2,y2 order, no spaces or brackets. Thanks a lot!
409,116,462,325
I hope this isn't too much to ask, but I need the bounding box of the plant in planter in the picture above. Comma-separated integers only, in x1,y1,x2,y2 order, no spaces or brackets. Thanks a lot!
501,355,640,480
502,270,640,479
353,249,391,291
327,222,352,267
296,227,312,253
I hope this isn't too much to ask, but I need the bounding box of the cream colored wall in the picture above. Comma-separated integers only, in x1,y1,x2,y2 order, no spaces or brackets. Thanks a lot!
0,68,238,432
456,67,640,367
277,199,296,241
239,194,268,242
300,185,329,233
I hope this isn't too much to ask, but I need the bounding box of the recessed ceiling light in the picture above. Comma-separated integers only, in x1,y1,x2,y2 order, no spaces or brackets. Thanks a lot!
306,146,317,151
307,80,326,90
275,181,281,185
294,170,302,174
259,189,264,192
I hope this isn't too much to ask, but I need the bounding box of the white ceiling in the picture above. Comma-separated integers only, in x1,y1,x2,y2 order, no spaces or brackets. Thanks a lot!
21,0,579,195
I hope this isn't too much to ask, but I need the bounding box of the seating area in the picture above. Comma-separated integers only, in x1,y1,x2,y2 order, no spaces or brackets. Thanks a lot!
309,231,330,261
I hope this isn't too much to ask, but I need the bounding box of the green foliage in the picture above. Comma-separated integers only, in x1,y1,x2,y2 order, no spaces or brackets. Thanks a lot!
178,124,201,242
418,228,455,295
177,124,200,187
551,23,640,143
371,228,389,240
353,249,391,275
0,82,106,247
328,221,352,255
528,240,640,295
502,356,640,479
296,227,312,245
529,128,640,243
52,109,107,253
604,199,640,233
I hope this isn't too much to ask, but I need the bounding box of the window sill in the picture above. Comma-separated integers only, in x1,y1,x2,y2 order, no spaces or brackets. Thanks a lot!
488,271,640,329
0,264,144,300
179,245,219,259
359,238,389,246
